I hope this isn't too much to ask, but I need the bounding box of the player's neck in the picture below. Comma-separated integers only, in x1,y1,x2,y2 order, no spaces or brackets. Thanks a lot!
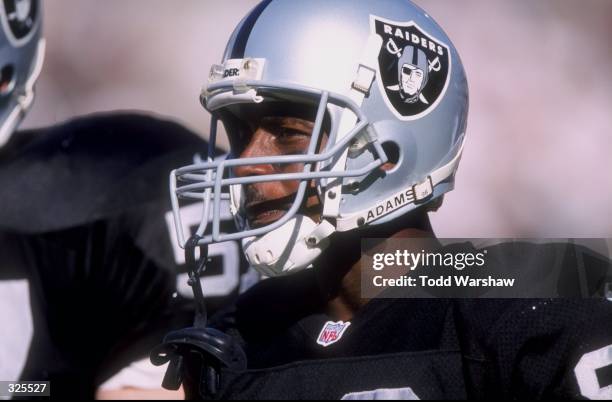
322,212,437,321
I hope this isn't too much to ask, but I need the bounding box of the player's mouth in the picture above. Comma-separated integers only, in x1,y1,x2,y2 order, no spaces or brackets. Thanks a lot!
242,184,322,229
245,199,292,228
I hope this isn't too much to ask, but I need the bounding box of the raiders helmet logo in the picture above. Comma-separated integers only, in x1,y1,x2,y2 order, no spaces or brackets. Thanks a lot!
1,0,38,44
370,16,451,120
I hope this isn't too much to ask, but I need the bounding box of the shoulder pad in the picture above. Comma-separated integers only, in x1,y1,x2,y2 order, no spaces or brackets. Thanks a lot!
0,112,215,232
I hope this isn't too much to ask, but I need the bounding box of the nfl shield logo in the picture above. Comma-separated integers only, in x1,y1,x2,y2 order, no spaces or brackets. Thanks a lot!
317,320,351,347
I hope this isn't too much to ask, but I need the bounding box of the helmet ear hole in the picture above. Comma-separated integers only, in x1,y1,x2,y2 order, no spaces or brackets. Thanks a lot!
380,141,400,172
0,65,16,97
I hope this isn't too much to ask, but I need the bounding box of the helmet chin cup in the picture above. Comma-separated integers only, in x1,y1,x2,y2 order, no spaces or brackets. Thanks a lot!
242,215,334,277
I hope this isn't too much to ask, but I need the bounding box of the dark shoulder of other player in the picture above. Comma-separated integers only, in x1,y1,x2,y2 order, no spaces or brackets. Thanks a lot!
455,241,612,399
0,112,253,298
0,111,230,289
1,110,252,322
0,111,210,233
5,223,188,399
0,112,212,398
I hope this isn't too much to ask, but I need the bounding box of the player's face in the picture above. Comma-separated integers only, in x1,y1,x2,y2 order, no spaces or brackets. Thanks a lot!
230,104,325,229
401,64,424,96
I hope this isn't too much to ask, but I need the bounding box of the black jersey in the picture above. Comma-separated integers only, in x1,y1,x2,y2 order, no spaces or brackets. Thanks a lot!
204,242,612,400
0,113,253,399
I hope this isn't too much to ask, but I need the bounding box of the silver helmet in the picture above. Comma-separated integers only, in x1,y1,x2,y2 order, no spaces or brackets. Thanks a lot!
171,0,468,277
0,0,45,147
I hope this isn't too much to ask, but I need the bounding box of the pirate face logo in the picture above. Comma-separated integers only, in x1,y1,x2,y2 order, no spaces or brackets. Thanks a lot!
397,46,428,103
370,16,451,120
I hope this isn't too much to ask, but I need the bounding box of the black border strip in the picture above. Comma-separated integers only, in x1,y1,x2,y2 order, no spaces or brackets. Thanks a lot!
230,0,274,59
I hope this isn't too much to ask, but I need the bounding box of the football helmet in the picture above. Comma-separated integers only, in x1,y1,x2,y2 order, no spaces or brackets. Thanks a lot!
0,0,45,147
171,0,468,276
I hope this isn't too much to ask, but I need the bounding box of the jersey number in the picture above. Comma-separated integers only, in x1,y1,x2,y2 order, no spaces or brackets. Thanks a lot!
165,203,240,298
574,344,612,399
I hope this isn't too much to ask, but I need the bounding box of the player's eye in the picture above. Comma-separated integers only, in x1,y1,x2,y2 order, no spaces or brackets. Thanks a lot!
276,126,311,140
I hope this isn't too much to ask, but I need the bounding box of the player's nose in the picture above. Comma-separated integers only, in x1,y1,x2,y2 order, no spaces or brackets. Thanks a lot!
233,129,276,177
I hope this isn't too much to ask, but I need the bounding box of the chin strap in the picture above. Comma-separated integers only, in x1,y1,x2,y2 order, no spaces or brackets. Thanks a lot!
150,235,246,399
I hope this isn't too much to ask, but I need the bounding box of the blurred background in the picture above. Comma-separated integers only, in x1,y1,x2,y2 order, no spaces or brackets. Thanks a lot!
23,0,612,238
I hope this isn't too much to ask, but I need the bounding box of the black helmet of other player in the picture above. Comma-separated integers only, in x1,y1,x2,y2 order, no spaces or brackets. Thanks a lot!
0,0,44,147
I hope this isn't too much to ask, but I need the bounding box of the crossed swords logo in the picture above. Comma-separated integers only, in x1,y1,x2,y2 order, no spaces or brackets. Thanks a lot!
385,38,441,105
